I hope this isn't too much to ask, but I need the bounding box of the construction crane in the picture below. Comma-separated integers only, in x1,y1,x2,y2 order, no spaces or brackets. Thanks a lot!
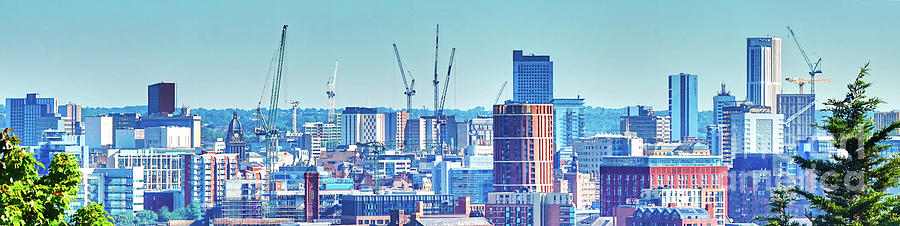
392,44,416,112
785,77,831,94
493,81,508,106
784,26,824,126
326,60,339,123
435,48,456,155
432,24,441,117
288,100,300,133
254,25,288,208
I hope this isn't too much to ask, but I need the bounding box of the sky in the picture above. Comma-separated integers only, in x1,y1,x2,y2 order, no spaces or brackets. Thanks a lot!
2,0,900,111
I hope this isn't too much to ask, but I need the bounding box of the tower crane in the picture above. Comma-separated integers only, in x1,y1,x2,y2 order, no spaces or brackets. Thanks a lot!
288,100,300,133
254,25,288,208
435,48,456,155
784,26,824,126
785,77,831,94
433,24,440,117
326,60,339,123
493,81,508,106
392,44,416,112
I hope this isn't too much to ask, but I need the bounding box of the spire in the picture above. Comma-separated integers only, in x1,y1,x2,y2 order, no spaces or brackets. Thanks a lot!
233,108,238,119
718,83,730,96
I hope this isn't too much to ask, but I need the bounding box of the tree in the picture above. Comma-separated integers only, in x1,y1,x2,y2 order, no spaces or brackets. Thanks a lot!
0,128,111,225
792,63,900,225
134,210,157,226
68,203,113,226
185,202,204,221
756,186,802,226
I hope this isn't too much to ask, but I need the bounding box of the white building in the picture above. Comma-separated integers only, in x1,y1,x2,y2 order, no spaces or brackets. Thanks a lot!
731,112,785,154
114,128,145,149
341,107,385,145
108,148,193,191
747,37,783,112
573,133,644,175
187,151,240,208
85,116,113,149
405,117,440,152
73,167,145,215
143,126,192,149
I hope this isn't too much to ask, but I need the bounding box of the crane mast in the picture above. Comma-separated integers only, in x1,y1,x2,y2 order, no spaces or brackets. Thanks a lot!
327,60,339,123
433,24,440,117
436,48,456,154
392,44,416,112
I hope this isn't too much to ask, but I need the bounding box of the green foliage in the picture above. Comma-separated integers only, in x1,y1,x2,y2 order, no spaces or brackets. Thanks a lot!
134,210,157,226
110,211,136,226
68,203,113,226
756,186,802,226
157,202,204,222
791,63,900,225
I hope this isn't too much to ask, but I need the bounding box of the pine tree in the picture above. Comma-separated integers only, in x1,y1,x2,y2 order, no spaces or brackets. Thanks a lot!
756,186,802,226
792,63,900,225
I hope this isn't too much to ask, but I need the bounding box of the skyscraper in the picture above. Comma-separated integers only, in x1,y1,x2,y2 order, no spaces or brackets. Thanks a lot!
148,82,176,115
551,97,585,150
731,110,785,154
747,37,782,111
777,94,815,155
5,93,60,146
493,102,554,193
620,105,671,144
874,111,900,136
713,84,736,125
513,50,553,104
668,73,698,141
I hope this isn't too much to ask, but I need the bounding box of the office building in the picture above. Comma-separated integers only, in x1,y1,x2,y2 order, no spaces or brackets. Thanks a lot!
669,73,699,141
303,122,341,150
383,111,408,150
513,50,554,104
731,111,785,154
564,172,599,209
74,167,145,215
84,116,113,149
485,192,575,226
114,129,144,149
714,84,736,125
5,93,60,146
747,37,783,111
138,113,202,148
572,133,644,175
551,97,586,150
37,130,90,174
405,117,440,152
640,187,727,222
620,106,671,144
729,153,802,223
465,116,494,156
148,82,176,115
109,148,193,190
875,111,900,136
143,126,192,149
58,103,83,135
108,113,141,147
186,151,240,209
719,103,762,165
341,107,385,145
225,111,247,159
778,94,815,155
597,155,728,220
493,102,554,193
449,168,494,205
340,193,458,225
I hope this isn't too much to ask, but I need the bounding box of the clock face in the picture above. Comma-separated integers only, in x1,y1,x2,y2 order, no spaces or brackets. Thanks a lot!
232,133,241,139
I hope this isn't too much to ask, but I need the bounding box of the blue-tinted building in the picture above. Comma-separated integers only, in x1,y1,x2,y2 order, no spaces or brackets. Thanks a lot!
5,93,60,146
73,167,145,215
37,130,89,174
778,94,815,155
668,73,698,141
747,37,782,111
551,98,585,150
449,168,494,204
513,50,553,104
340,193,457,224
148,82,176,115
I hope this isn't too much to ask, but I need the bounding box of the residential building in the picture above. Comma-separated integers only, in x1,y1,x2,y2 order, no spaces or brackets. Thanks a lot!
778,94,816,155
303,121,341,149
720,102,763,166
669,73,699,141
384,111,408,150
37,130,90,174
640,187,727,221
565,172,599,209
729,153,802,223
465,116,493,156
620,106,671,144
74,167,145,215
186,151,240,209
85,116,114,149
493,102,554,193
620,207,718,226
551,97,585,150
485,192,575,226
731,111,785,154
747,37,783,111
875,111,900,136
597,155,728,223
512,50,554,104
148,82,176,115
341,107,385,145
5,93,60,146
405,117,440,152
108,148,193,191
572,133,644,175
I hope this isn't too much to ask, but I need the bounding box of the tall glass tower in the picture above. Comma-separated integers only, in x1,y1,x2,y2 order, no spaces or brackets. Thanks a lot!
668,73,698,141
513,50,553,104
747,37,782,111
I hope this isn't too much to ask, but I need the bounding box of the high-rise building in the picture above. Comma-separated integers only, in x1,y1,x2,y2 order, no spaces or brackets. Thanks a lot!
597,155,728,221
186,151,240,209
620,106,671,144
875,111,900,136
465,116,494,156
573,133,644,175
108,113,140,147
404,117,440,152
747,37,783,111
109,148,193,191
485,192,575,226
340,107,385,145
84,116,113,149
383,111,408,150
58,103,83,135
148,82,176,115
668,73,699,141
713,84,736,125
719,103,761,165
73,167,145,215
225,111,247,159
731,111,785,154
551,97,585,150
138,114,202,148
5,93,60,146
513,50,554,104
37,130,90,174
778,94,815,155
493,102,554,193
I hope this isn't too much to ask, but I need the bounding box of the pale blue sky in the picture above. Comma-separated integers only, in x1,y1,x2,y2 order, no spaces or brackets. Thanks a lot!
2,0,899,111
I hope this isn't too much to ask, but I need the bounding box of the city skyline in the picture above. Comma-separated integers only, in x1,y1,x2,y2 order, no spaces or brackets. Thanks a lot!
3,1,900,111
